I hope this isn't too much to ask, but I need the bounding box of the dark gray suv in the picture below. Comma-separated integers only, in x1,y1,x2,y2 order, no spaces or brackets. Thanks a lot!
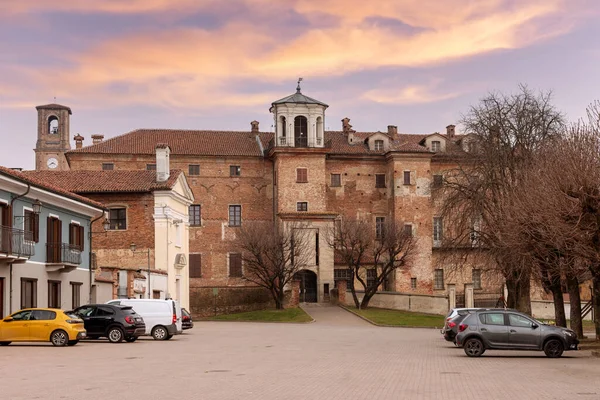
455,309,578,358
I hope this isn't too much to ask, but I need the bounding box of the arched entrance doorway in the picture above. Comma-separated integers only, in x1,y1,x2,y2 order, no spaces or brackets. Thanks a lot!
294,269,317,302
294,116,308,147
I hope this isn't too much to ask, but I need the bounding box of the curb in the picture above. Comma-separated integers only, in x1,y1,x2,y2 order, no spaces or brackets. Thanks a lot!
200,318,315,324
592,351,600,358
339,305,440,329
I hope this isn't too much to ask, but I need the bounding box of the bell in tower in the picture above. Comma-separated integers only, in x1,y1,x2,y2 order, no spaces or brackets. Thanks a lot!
269,78,328,148
34,103,72,171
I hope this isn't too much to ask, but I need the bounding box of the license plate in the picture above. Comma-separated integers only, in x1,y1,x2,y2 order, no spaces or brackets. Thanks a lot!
135,318,142,322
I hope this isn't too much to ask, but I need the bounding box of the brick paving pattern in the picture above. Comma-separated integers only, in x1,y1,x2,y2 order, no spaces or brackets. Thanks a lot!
0,306,598,400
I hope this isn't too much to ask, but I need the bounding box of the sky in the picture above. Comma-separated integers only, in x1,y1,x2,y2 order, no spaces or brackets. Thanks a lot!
1,0,599,170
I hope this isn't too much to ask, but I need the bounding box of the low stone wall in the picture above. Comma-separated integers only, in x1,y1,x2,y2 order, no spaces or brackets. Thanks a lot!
344,290,449,315
190,286,273,317
531,300,593,321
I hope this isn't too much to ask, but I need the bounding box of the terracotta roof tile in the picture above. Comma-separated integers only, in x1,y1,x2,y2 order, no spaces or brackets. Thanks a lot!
0,166,105,210
35,103,72,114
67,128,465,157
21,170,182,194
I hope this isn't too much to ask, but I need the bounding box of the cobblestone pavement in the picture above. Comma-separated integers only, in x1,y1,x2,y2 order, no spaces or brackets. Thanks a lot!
0,306,598,400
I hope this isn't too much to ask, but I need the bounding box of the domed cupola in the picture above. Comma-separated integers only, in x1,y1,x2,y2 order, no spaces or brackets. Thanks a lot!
269,78,328,148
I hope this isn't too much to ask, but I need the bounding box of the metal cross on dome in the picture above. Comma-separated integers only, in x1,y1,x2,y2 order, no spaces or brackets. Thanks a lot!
296,77,303,93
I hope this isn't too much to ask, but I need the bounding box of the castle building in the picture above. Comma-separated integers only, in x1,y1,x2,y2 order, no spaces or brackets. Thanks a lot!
31,85,499,315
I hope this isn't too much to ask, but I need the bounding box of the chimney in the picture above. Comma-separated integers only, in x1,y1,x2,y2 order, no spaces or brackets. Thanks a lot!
74,134,84,149
387,125,398,136
251,120,259,133
156,143,171,182
342,117,352,134
446,125,456,139
91,134,104,144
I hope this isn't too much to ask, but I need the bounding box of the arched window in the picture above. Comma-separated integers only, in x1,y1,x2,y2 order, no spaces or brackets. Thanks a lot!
48,116,59,135
294,116,308,147
280,116,286,137
316,116,323,145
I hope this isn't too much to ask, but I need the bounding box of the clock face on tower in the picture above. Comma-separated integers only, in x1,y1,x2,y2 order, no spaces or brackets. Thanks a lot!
47,157,58,169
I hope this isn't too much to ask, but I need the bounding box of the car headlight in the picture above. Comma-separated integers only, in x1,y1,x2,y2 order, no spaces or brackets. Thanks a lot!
564,330,575,337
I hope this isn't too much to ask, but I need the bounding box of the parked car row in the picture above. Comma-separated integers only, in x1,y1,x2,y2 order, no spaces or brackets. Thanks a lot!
0,299,194,346
442,307,579,358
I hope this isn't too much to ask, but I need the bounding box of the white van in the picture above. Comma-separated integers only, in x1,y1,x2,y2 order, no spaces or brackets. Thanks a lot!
106,299,182,340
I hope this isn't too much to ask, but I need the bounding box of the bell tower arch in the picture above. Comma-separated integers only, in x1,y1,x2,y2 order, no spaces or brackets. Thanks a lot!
34,103,72,171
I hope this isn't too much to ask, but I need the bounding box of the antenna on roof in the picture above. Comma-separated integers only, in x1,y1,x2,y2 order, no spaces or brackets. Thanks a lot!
296,77,303,93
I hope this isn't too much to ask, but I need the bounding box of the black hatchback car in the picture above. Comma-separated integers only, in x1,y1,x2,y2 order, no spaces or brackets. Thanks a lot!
182,308,194,330
72,304,146,343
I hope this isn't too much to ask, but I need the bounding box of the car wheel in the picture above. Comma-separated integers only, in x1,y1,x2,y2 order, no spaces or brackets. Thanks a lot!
67,340,79,346
107,327,124,343
544,339,564,358
50,330,69,347
165,334,173,340
0,342,11,346
125,336,137,343
463,338,485,357
151,326,168,340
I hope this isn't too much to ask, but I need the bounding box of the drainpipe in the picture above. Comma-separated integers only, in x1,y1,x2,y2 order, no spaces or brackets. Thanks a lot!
9,262,13,313
89,212,105,304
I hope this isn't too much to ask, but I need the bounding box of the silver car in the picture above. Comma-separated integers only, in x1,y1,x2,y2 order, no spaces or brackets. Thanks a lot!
455,309,578,358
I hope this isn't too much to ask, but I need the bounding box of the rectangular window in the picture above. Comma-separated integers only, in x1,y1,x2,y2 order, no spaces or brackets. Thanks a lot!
189,164,200,176
374,140,384,151
146,164,156,171
431,141,441,152
48,281,61,308
297,202,308,212
102,163,114,171
404,224,413,237
109,208,127,230
230,165,241,177
334,269,353,290
434,269,444,290
330,174,341,187
24,210,39,242
153,290,161,299
433,217,443,246
20,278,37,309
367,269,377,289
375,174,386,188
433,174,443,188
403,171,411,185
190,254,202,278
480,313,505,326
229,253,243,277
189,205,201,226
411,277,417,289
229,205,241,227
296,168,308,183
376,217,385,239
71,282,82,309
69,223,84,251
472,269,482,290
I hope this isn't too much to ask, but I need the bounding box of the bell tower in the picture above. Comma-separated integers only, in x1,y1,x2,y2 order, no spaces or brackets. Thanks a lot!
34,103,72,171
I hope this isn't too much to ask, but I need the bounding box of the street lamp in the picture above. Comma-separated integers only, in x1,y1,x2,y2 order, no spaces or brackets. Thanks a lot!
130,243,151,299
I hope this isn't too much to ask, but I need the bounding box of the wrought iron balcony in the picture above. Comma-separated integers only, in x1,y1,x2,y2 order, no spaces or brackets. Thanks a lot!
46,243,82,265
0,226,35,258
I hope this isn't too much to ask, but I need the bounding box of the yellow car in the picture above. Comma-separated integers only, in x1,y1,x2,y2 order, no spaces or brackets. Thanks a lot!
0,308,86,346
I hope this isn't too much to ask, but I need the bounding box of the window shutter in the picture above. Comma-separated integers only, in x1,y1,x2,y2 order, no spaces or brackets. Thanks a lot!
79,225,85,250
33,213,39,243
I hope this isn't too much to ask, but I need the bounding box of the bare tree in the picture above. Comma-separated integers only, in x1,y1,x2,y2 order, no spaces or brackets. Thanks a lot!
330,217,416,309
236,222,311,310
439,85,565,314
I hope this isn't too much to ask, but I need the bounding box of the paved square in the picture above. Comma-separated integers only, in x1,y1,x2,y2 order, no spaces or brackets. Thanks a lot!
0,306,598,400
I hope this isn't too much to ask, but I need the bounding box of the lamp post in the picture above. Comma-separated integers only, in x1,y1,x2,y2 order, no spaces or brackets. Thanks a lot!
130,243,151,299
88,217,110,304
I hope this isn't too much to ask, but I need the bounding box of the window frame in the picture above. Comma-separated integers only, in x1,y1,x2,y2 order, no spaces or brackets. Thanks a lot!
375,174,386,188
189,205,202,227
403,224,413,237
228,205,242,227
188,164,200,176
330,173,341,187
374,139,384,151
230,165,241,177
108,207,127,231
431,140,441,152
434,269,444,290
410,277,417,289
20,278,37,309
48,280,61,309
334,269,353,290
229,253,243,277
472,268,482,290
71,282,82,309
403,170,411,185
432,174,443,189
366,268,377,289
102,163,114,171
433,216,443,245
24,209,40,243
296,168,308,183
68,222,84,251
375,216,385,239
297,202,308,212
146,164,156,171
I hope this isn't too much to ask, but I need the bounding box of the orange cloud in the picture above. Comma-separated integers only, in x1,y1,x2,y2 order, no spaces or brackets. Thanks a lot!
363,81,464,104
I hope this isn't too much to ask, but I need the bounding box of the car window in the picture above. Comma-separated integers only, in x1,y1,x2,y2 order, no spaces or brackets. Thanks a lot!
10,310,33,321
479,313,505,326
76,306,96,317
95,307,115,317
31,310,56,321
508,314,534,328
64,312,81,319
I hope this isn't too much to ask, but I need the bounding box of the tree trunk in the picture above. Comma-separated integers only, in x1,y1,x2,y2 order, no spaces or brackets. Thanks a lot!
506,275,531,314
360,288,376,309
549,279,567,327
272,287,284,310
351,288,361,309
566,273,583,339
593,273,600,341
